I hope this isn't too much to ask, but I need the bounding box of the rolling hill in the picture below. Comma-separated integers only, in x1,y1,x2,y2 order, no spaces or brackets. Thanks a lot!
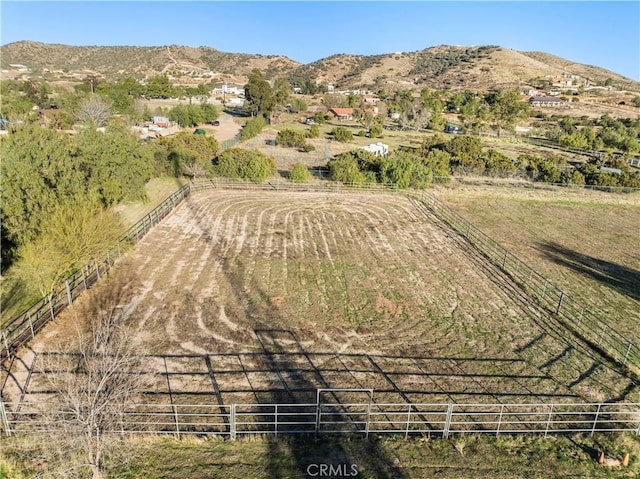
1,41,638,93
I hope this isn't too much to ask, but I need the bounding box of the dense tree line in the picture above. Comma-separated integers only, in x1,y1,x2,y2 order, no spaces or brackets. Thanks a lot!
326,134,640,189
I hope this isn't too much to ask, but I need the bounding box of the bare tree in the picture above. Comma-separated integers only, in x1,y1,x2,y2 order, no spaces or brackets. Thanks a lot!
40,270,146,478
76,95,114,127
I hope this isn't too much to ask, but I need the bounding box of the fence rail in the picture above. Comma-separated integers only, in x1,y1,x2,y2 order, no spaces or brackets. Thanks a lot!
1,399,638,439
418,192,640,373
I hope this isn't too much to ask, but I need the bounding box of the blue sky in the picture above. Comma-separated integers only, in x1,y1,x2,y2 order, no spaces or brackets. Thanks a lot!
1,1,639,80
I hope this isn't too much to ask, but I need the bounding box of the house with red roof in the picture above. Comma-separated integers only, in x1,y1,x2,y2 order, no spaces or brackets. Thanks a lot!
330,108,354,121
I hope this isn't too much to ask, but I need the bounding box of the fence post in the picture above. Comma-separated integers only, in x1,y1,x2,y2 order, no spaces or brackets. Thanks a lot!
65,280,73,306
555,292,564,315
496,404,504,436
95,260,100,280
443,404,454,439
502,251,509,270
82,268,87,290
2,331,10,362
365,399,372,438
544,405,554,438
0,400,11,437
274,404,278,437
623,342,632,365
28,314,35,338
48,295,55,321
315,401,321,437
598,325,607,346
230,404,236,440
591,404,602,437
405,405,412,439
173,405,180,440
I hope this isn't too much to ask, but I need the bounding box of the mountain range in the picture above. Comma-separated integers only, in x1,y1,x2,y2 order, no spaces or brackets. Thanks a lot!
2,41,639,93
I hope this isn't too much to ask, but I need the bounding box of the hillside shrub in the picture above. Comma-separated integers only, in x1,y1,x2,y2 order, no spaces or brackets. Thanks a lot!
276,129,307,148
332,127,353,143
240,116,266,141
214,148,276,183
368,125,384,138
289,163,312,182
307,124,320,138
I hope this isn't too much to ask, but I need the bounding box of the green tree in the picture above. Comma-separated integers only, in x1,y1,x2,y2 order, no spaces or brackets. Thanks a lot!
145,75,174,99
307,124,321,138
276,129,308,148
159,132,218,177
0,80,37,121
14,197,124,297
0,125,84,244
368,124,384,138
484,89,530,136
380,151,433,189
327,156,366,183
244,69,274,117
75,123,153,205
445,135,484,169
291,98,308,112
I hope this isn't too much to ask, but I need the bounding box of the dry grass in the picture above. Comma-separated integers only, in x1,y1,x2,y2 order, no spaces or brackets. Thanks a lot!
3,432,639,479
430,182,640,339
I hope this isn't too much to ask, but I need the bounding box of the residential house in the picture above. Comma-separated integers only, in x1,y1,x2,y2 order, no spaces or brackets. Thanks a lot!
330,108,354,121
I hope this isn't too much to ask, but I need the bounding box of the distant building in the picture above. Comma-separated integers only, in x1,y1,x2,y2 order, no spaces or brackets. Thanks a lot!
330,108,354,121
529,96,564,107
360,142,389,157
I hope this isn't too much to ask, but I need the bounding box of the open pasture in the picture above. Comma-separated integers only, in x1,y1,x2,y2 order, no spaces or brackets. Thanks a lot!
431,183,640,339
10,189,638,411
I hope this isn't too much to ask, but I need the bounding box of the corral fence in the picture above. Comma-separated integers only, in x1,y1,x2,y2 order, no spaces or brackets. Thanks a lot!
1,395,638,439
3,177,638,373
418,191,640,373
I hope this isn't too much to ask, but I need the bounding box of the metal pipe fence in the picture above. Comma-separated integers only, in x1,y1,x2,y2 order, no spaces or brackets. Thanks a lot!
3,176,638,378
418,191,640,373
2,399,638,439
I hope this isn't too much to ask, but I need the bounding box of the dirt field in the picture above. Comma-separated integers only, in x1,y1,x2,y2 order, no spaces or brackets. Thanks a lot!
7,189,637,409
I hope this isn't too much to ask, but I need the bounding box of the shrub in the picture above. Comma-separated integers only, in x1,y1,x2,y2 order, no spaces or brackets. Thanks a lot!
332,127,353,143
276,129,307,148
368,125,384,138
307,124,320,138
289,163,312,182
300,144,315,152
240,116,266,141
214,148,276,183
